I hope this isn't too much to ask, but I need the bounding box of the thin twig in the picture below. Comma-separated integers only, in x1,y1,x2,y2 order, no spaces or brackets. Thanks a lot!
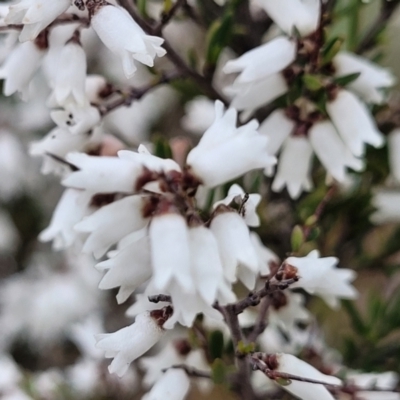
98,71,182,116
154,0,186,35
163,364,212,379
247,296,271,343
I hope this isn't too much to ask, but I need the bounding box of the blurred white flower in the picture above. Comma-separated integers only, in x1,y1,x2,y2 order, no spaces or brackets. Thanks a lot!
142,368,190,400
0,40,44,98
371,190,400,224
286,250,358,309
91,4,166,78
267,353,341,400
388,128,400,184
181,96,216,135
253,0,321,36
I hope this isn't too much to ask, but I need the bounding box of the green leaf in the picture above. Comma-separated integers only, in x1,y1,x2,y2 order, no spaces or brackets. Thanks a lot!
211,358,226,384
237,340,255,355
302,74,324,91
291,225,305,252
153,136,173,159
343,300,368,336
163,0,173,13
137,0,148,18
205,12,234,65
322,36,344,64
209,330,224,361
333,72,361,87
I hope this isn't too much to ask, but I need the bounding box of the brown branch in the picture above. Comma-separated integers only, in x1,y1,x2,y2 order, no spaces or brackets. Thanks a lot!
98,71,182,116
163,364,212,379
302,185,337,240
247,296,271,343
154,0,187,35
0,14,89,32
119,0,228,103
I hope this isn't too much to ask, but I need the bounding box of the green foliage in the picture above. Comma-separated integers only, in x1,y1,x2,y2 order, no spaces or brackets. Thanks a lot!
211,358,227,384
209,330,225,361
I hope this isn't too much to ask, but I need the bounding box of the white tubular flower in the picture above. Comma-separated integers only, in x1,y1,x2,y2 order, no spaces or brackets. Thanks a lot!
0,41,44,98
253,0,320,37
371,190,400,224
139,343,184,388
259,109,295,156
333,52,396,104
224,36,296,84
388,129,400,183
96,310,168,377
142,369,190,400
226,73,288,113
326,89,384,157
347,371,400,400
150,212,194,293
187,101,276,188
29,127,101,175
214,184,261,227
309,121,364,182
250,232,279,276
51,104,101,135
210,210,259,284
272,136,313,199
39,188,93,250
286,250,358,309
267,353,341,400
84,74,108,105
51,41,88,107
269,292,310,331
91,4,166,79
181,96,216,135
96,236,152,304
5,0,71,42
62,153,142,194
189,226,235,304
74,195,149,258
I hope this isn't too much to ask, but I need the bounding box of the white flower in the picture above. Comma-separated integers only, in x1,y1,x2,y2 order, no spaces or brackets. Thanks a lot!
51,104,101,135
347,371,400,400
388,129,400,183
5,0,71,42
253,0,321,37
326,89,384,157
188,225,235,304
95,311,166,377
286,250,358,308
181,96,216,135
250,232,279,276
267,353,341,400
150,212,194,293
226,73,288,113
309,120,364,182
210,210,259,284
0,355,22,392
272,136,313,199
333,52,395,104
142,369,190,400
29,127,102,175
96,235,152,303
269,292,310,331
371,190,400,224
187,101,276,187
0,40,44,98
91,4,166,79
139,342,184,388
51,41,88,107
74,195,149,258
39,188,93,250
223,36,296,84
214,184,262,227
259,109,295,156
